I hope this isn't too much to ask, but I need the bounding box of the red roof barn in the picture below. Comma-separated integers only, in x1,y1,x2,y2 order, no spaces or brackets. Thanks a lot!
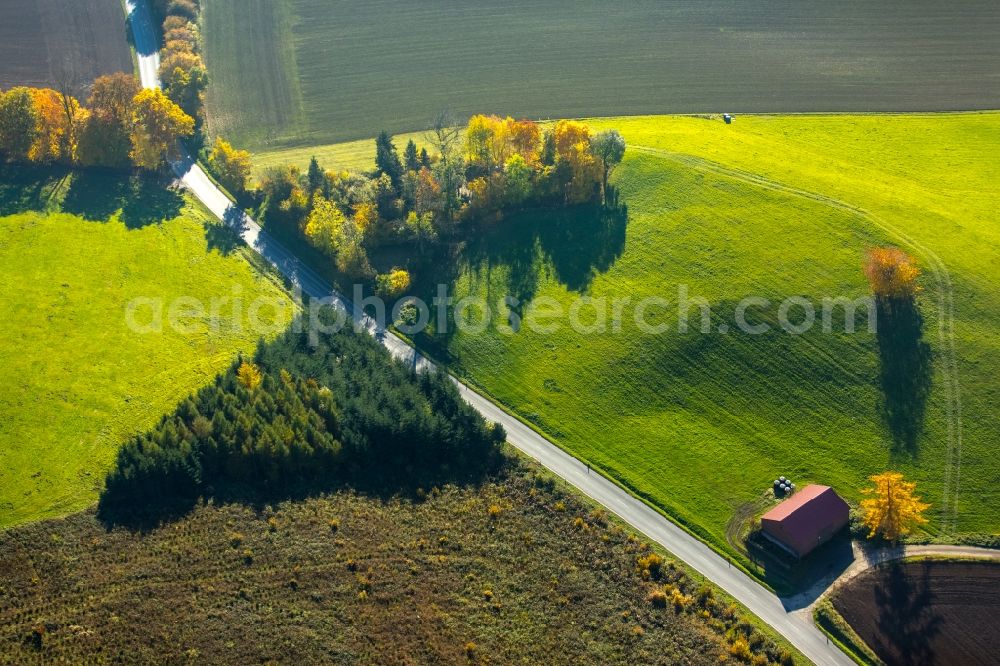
760,485,849,558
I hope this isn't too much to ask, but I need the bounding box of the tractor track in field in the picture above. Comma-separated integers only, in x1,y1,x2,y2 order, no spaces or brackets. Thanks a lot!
633,145,964,533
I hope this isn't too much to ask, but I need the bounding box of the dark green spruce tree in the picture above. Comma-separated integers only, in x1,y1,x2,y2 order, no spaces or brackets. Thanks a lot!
375,130,404,191
403,139,420,171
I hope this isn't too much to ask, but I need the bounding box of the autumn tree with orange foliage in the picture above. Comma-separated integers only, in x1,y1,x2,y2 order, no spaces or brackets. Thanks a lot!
89,73,141,127
28,88,86,163
0,86,86,164
864,247,922,301
553,120,602,204
465,115,542,171
78,73,141,168
860,471,930,541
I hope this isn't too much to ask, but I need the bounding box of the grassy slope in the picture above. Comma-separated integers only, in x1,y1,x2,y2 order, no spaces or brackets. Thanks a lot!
201,0,1000,151
250,130,437,178
253,114,999,562
0,169,294,528
426,151,909,556
583,113,1000,537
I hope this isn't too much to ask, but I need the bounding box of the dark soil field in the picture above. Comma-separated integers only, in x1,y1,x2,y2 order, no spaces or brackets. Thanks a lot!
831,560,1000,666
0,462,796,665
203,0,1000,150
0,0,133,97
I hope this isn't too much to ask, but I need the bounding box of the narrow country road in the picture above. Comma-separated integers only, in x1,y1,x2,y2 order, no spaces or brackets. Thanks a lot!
123,2,854,663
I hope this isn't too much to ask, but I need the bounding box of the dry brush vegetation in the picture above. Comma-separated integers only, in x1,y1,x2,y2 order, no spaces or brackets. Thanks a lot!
0,464,795,665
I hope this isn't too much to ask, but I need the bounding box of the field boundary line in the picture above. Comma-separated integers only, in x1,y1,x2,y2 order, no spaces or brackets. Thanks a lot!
631,145,964,533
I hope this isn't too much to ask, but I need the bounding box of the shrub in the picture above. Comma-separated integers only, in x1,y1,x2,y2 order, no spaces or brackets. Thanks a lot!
636,552,664,579
375,268,411,299
729,636,752,662
670,588,692,611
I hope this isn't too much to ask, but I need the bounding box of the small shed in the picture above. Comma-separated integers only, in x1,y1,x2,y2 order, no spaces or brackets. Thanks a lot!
760,485,849,558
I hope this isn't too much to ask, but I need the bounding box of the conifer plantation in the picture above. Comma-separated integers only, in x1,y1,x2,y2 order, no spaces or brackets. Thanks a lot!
100,311,506,523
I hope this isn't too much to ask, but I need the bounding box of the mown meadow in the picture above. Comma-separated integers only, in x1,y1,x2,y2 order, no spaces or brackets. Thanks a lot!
0,167,293,528
258,113,1000,564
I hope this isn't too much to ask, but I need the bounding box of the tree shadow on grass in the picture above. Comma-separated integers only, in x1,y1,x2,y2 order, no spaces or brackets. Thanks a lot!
120,177,185,228
61,170,184,228
874,297,932,455
454,192,628,326
407,192,628,358
0,164,71,216
872,562,942,665
539,187,629,292
61,169,131,221
461,190,628,296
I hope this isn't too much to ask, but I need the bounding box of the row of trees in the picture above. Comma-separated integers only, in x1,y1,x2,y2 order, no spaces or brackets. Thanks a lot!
0,74,194,169
151,0,208,123
250,115,626,291
100,314,507,515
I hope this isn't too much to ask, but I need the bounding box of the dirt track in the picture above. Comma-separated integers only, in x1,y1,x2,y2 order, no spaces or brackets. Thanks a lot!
0,0,132,97
832,559,1000,666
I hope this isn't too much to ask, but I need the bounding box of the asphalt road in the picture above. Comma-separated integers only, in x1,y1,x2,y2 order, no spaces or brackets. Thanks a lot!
124,2,854,663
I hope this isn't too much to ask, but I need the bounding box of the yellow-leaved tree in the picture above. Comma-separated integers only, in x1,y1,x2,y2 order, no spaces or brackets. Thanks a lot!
553,120,601,204
304,196,346,255
860,471,929,541
236,361,263,391
207,137,252,195
130,88,195,170
352,202,378,234
376,268,411,299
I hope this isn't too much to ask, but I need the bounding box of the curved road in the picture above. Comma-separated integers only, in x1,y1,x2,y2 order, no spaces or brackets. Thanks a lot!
124,2,854,663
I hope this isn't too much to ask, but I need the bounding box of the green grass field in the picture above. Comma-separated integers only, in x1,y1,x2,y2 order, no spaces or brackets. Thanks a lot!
250,130,435,177
201,0,1000,152
0,168,294,528
278,113,1000,562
